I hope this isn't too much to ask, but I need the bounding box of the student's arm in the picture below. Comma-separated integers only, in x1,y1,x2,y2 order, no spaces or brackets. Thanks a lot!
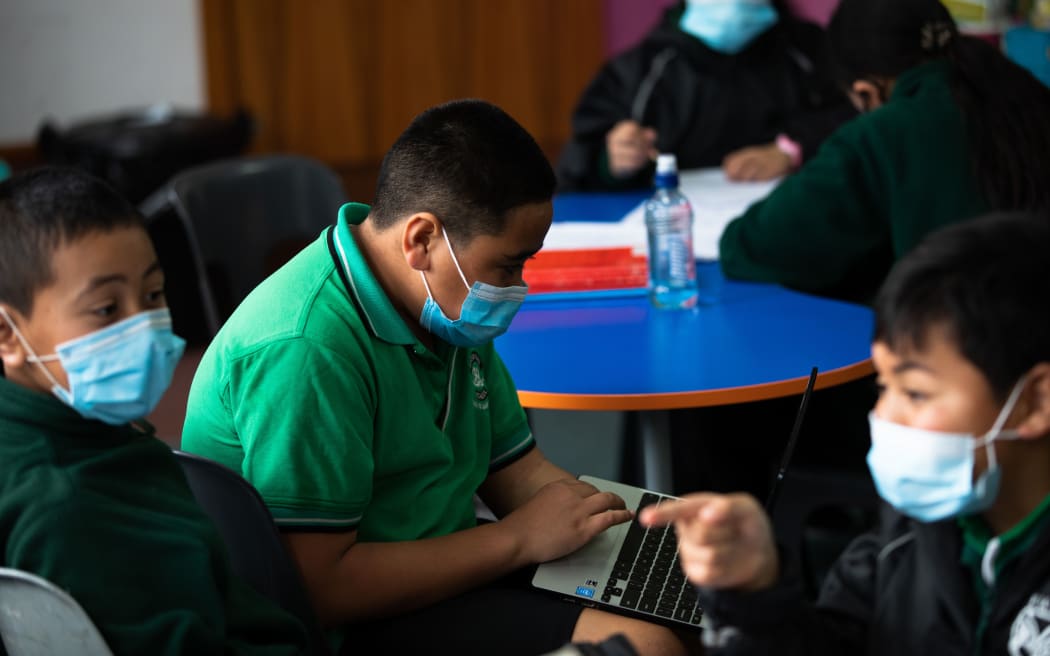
641,493,884,654
229,336,629,625
718,119,891,302
472,345,612,518
640,493,780,591
284,474,631,625
476,446,579,516
282,356,627,625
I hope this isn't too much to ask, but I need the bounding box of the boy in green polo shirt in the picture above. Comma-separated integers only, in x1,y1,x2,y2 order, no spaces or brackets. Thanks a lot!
182,100,693,654
643,212,1050,654
0,167,308,654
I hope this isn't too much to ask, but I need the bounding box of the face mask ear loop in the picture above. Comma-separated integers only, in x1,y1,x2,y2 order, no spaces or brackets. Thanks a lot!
440,228,472,292
985,429,999,473
0,306,66,392
979,377,1029,470
419,270,437,300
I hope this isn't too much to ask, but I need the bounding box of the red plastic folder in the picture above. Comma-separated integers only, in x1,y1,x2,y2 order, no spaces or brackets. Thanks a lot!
523,247,648,293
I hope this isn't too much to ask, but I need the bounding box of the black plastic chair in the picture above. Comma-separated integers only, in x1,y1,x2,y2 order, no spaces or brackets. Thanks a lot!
141,155,348,337
172,450,332,656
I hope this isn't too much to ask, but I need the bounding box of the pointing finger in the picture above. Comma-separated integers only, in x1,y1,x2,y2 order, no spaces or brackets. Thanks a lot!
639,494,719,527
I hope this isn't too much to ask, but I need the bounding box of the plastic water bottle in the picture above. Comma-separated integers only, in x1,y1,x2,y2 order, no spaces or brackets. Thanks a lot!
644,154,697,309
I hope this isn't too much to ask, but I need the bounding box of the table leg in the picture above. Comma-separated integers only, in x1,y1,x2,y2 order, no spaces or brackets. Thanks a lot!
639,410,673,494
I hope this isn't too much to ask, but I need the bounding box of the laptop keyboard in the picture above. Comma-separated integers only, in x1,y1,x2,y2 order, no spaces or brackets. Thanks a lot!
603,493,703,626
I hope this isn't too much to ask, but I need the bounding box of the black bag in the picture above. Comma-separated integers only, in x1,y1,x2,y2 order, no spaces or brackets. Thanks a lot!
37,106,253,203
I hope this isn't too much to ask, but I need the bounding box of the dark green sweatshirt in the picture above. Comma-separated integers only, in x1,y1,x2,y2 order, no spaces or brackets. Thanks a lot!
719,60,988,303
0,376,307,655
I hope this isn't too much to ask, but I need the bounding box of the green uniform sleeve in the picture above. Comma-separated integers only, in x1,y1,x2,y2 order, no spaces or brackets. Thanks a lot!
190,336,377,532
231,337,377,530
718,120,892,302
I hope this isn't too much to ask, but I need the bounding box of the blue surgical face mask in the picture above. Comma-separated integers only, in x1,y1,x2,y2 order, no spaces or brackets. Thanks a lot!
419,229,528,348
1,307,186,425
866,378,1027,522
680,0,779,55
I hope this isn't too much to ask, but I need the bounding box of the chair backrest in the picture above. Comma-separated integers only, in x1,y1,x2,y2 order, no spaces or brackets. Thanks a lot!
0,567,114,656
172,450,332,656
769,465,880,599
142,154,348,337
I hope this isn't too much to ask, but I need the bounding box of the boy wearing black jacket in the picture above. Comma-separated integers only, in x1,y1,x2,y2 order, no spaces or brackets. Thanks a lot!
557,0,852,190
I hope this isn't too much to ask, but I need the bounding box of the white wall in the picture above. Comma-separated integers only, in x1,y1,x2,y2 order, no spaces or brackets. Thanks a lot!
0,0,204,144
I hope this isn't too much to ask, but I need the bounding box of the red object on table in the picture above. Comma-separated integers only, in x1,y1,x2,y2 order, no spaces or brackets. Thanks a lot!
523,247,648,293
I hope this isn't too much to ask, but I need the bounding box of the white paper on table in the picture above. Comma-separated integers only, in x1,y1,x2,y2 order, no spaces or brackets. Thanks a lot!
542,221,648,254
544,167,778,260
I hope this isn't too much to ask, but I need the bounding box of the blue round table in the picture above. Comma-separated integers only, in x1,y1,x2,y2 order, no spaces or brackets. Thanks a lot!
497,263,874,411
496,191,876,492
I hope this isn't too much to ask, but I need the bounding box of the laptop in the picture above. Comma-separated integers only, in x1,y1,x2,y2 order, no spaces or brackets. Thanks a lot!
531,367,820,633
531,476,707,631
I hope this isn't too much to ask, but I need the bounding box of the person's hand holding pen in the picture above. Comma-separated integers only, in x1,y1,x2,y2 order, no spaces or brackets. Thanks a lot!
605,120,658,179
639,493,780,592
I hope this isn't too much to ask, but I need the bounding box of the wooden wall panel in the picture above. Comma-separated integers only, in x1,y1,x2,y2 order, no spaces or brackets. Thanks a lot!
282,1,382,160
371,0,474,154
201,0,605,182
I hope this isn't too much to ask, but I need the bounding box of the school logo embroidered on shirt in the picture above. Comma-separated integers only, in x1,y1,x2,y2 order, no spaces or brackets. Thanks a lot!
470,352,489,410
1010,593,1050,656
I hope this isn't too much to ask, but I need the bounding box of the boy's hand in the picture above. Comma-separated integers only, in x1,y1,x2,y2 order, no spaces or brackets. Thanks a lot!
503,479,633,564
722,143,792,181
640,493,779,592
606,120,658,178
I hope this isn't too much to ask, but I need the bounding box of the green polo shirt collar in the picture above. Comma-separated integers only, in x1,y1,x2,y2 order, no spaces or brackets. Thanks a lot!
332,202,416,346
960,492,1050,600
959,493,1050,648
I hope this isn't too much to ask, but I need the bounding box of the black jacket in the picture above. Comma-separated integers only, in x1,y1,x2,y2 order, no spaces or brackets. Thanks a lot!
698,505,1050,654
557,4,854,191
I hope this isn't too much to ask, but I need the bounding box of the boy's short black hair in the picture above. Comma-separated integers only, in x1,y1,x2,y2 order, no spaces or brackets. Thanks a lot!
0,167,142,316
874,213,1050,400
370,99,556,241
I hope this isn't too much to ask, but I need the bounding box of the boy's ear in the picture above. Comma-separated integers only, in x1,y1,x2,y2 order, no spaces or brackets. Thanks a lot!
850,80,884,112
1017,363,1050,440
0,305,28,370
401,212,442,272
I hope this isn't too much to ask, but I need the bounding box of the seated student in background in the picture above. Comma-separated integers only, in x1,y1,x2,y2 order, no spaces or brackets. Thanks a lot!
0,168,308,655
719,0,1050,304
556,0,854,191
181,100,695,656
644,212,1050,654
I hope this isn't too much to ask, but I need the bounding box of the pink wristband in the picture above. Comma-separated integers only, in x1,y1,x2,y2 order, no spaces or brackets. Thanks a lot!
776,134,803,169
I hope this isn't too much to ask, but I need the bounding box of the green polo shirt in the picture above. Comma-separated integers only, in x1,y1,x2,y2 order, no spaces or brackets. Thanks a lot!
182,203,534,540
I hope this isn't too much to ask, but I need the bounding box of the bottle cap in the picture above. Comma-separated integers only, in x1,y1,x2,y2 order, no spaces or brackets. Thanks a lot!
655,154,678,176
